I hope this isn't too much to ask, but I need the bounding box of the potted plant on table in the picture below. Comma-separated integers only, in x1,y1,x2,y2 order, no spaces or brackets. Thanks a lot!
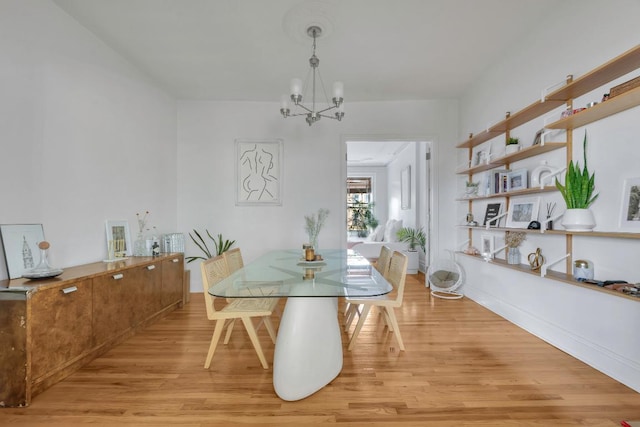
304,208,330,252
555,131,599,231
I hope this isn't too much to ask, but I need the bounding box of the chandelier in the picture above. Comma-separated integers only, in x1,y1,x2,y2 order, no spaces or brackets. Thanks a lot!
280,25,344,126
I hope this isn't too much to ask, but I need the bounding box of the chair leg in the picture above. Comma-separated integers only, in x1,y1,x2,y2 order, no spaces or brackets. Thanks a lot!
263,316,277,344
204,319,226,369
384,307,405,351
347,304,371,351
223,318,236,344
241,316,270,369
344,303,358,331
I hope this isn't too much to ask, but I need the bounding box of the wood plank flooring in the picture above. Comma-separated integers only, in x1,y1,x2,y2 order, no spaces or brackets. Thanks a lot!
1,273,639,426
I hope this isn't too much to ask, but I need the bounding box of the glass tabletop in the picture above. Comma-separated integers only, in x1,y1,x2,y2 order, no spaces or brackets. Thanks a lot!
208,249,392,298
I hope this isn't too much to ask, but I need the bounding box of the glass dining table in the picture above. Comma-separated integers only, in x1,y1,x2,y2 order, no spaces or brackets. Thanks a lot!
208,249,392,401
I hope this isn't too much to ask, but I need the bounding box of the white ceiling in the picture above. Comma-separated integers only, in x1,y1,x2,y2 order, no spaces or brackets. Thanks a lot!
52,0,558,102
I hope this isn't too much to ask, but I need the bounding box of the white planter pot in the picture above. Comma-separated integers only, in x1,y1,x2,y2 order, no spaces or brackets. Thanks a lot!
505,144,520,155
561,208,596,231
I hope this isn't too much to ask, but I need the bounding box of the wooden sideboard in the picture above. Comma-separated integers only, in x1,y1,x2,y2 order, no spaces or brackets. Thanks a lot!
0,254,184,407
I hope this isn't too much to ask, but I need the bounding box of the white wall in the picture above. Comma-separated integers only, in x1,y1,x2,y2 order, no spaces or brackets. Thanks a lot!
177,99,459,292
458,0,640,392
387,142,417,228
0,0,177,279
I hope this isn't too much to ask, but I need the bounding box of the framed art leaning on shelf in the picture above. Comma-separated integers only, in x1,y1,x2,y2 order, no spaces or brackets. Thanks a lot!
483,203,503,227
619,177,640,229
506,197,540,228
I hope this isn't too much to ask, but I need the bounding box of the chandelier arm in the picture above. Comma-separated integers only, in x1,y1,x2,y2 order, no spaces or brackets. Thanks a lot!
316,105,338,114
293,103,313,114
318,113,338,120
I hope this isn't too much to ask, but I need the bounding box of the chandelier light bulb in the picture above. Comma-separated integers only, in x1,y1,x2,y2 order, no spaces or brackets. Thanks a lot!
290,78,302,96
332,81,343,98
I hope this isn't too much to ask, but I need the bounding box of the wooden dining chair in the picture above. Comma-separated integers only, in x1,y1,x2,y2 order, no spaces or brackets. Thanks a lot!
346,251,408,351
200,255,278,369
344,245,393,330
223,247,244,273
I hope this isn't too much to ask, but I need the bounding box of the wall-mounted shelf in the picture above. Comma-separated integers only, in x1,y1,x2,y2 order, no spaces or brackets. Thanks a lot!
546,85,640,129
455,186,557,202
459,252,639,302
456,44,640,297
459,225,640,240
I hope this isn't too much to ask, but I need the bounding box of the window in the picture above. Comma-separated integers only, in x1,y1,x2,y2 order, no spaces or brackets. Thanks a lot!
347,177,376,237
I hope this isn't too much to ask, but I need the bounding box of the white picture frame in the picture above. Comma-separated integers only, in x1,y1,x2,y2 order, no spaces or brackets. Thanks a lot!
236,139,283,206
105,220,132,258
401,165,411,210
619,177,640,229
480,233,495,260
506,197,540,228
0,224,45,279
506,169,528,192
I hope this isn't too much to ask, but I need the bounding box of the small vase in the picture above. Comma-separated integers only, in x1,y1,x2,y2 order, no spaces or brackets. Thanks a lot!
561,208,596,232
134,232,148,256
505,144,520,155
507,247,520,265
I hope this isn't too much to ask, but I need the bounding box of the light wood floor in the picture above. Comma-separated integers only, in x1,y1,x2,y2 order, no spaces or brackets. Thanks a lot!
2,274,639,426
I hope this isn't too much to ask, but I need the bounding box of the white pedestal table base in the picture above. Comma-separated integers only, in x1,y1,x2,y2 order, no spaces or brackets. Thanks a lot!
273,297,342,401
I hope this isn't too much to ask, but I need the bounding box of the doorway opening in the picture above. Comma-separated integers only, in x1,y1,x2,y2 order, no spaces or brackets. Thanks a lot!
343,138,432,273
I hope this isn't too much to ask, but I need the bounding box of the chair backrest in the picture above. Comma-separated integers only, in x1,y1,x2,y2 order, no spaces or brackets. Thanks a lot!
376,245,393,278
223,247,244,273
387,251,408,306
200,255,230,320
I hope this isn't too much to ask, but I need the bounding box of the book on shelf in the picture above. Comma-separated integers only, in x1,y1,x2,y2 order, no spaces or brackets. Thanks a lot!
489,169,510,194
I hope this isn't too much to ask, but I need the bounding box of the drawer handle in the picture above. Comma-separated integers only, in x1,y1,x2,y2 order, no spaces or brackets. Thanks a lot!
147,265,156,270
112,273,124,280
62,286,78,294
172,258,179,263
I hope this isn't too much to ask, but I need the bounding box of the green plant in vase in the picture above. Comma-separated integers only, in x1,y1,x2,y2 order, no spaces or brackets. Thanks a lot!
555,131,599,231
304,208,329,251
505,136,520,154
396,227,426,252
186,230,235,263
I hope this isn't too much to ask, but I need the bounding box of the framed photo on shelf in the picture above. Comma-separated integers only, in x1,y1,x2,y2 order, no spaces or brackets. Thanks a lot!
619,177,640,229
483,202,503,227
532,129,544,146
480,234,495,260
105,220,132,258
506,197,540,228
506,169,528,192
0,223,45,279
